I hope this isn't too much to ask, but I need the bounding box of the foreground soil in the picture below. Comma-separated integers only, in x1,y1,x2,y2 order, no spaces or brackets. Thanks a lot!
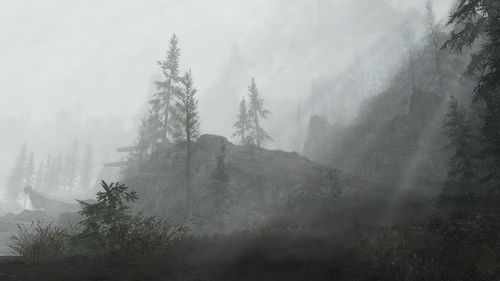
1,182,498,281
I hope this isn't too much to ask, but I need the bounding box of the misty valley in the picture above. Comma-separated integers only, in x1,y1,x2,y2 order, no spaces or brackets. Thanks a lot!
1,0,500,280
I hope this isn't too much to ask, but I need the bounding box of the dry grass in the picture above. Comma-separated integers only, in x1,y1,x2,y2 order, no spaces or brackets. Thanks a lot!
9,222,69,263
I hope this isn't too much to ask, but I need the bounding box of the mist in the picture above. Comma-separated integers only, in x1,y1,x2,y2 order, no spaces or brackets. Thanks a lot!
2,0,499,280
0,0,453,186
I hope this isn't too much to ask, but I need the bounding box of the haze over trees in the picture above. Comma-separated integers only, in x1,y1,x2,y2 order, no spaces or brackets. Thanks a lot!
232,96,250,145
444,0,500,185
4,141,94,198
155,35,181,143
2,1,500,280
246,78,272,147
172,70,200,217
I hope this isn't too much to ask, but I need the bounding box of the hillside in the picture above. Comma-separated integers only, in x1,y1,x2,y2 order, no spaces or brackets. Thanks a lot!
303,31,476,185
124,134,349,234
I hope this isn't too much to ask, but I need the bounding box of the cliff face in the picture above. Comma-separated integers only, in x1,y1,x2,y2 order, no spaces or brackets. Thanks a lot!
303,85,455,184
302,115,338,164
123,135,341,234
303,33,475,185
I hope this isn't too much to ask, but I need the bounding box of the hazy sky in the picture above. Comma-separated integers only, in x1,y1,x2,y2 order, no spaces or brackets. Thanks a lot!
0,0,453,187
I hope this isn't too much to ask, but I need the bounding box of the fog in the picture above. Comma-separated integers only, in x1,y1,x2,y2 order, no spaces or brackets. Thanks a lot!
0,0,453,194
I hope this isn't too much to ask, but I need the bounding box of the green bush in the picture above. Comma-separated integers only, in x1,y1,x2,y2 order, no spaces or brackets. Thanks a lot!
75,181,186,259
10,181,187,262
9,222,69,263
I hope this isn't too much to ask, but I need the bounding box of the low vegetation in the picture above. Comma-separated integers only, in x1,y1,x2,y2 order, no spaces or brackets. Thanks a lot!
10,181,186,263
9,222,69,263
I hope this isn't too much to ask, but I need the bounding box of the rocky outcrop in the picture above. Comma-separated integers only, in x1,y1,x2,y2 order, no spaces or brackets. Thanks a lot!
303,34,475,185
27,190,80,217
123,134,342,234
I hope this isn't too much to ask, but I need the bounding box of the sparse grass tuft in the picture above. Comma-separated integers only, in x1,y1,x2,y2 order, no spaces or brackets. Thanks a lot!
9,222,69,263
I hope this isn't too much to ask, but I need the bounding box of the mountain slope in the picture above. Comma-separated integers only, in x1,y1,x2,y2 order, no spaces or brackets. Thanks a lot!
303,31,476,185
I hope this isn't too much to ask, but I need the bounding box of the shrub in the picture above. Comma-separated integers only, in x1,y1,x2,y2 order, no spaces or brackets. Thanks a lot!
75,181,186,259
10,181,187,262
113,216,187,259
9,222,69,263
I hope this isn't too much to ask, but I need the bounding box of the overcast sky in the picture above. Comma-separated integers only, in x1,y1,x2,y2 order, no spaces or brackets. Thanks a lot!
0,0,454,187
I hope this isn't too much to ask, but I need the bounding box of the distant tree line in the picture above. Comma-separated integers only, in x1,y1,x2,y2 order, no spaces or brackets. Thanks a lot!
5,141,94,198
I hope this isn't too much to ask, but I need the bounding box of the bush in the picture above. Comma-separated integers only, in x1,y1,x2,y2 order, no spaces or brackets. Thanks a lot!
73,215,187,259
112,216,187,259
75,181,186,259
10,181,187,262
9,222,69,263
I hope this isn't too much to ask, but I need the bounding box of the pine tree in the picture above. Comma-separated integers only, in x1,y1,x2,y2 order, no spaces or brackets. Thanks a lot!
25,152,35,187
173,70,200,217
63,140,79,190
6,144,28,197
247,78,272,147
52,153,63,190
425,0,445,90
44,155,53,190
80,145,93,191
155,34,181,142
444,96,476,182
232,96,251,145
135,116,152,160
34,160,45,189
444,0,500,183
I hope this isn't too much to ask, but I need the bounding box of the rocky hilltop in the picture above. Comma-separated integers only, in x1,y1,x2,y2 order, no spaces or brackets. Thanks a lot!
123,134,350,233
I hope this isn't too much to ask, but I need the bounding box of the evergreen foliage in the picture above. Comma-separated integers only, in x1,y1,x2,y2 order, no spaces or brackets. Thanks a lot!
444,0,500,183
6,144,28,197
155,34,181,142
123,34,186,174
172,70,200,217
232,96,251,145
63,140,79,190
444,96,476,182
247,78,272,147
25,152,35,187
80,145,93,191
34,160,45,190
172,70,200,143
78,181,138,235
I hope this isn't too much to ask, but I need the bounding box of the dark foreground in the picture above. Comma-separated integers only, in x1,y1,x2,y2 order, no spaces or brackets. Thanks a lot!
1,182,499,281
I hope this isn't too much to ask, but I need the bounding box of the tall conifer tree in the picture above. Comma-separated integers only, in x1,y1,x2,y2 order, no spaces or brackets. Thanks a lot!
80,145,93,191
247,78,272,147
444,96,476,182
155,34,181,142
444,0,500,183
173,70,200,217
25,152,35,187
34,160,45,189
6,144,28,197
232,96,251,145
